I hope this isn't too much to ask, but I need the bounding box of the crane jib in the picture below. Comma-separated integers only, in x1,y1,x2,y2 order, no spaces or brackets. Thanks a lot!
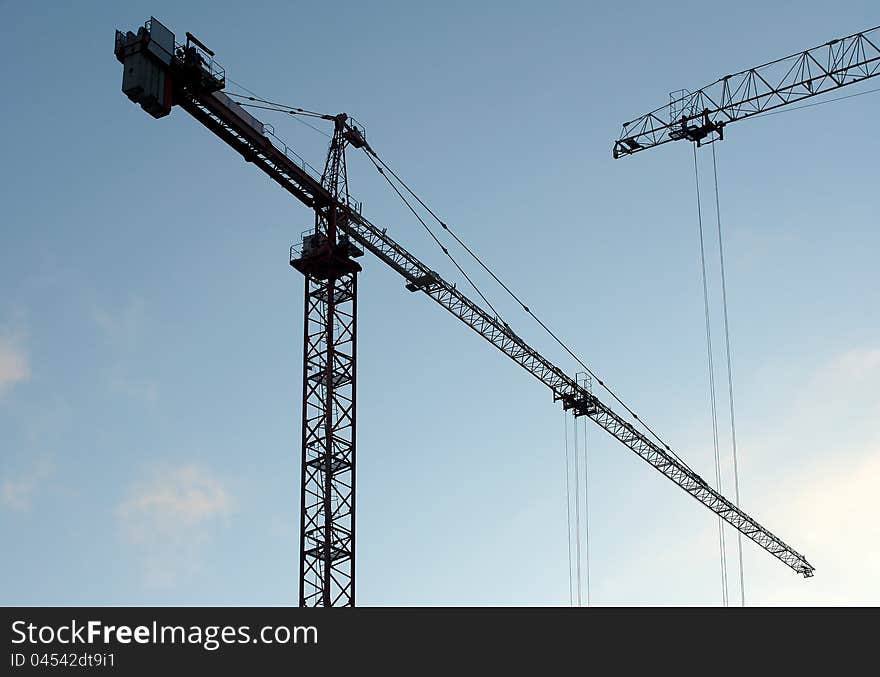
339,211,814,578
613,24,880,157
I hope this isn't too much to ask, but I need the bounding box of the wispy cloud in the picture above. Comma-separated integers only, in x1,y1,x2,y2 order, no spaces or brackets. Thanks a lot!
598,346,880,605
1,456,54,511
0,332,29,397
737,347,880,604
750,446,880,605
117,463,233,586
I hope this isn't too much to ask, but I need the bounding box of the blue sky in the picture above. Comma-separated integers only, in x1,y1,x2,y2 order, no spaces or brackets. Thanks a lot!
1,0,878,605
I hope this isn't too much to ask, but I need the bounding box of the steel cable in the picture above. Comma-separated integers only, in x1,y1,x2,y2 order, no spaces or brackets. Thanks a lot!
711,143,745,606
582,415,591,607
573,412,582,607
363,148,698,474
363,153,503,319
564,410,574,607
693,144,729,606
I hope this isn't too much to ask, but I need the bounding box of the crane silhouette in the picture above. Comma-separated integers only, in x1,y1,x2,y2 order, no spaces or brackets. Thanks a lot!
114,16,815,606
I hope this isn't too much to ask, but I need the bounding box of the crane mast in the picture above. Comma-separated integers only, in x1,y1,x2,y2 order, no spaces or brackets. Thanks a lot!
288,117,364,607
613,24,880,158
114,17,815,605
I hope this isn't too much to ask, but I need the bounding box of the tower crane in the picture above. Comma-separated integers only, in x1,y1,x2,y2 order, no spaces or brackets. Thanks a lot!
114,17,815,607
613,24,880,158
612,23,879,605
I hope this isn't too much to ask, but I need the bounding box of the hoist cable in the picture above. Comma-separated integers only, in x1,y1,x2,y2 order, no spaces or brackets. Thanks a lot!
711,144,745,607
573,412,582,607
564,411,574,607
582,416,592,607
693,144,729,606
363,147,697,474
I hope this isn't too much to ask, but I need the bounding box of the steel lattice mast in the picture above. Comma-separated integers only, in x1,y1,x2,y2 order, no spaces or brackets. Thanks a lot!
613,24,880,158
114,18,816,607
289,116,366,606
